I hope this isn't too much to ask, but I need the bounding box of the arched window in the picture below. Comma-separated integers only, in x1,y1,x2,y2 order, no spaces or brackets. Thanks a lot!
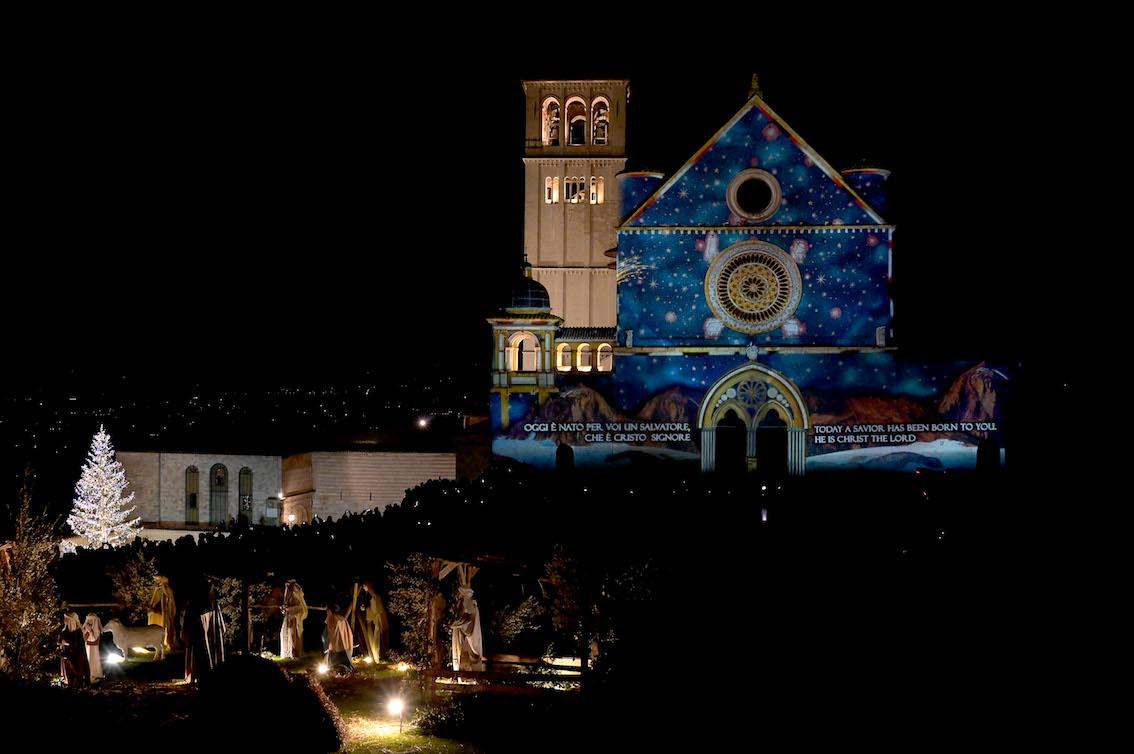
566,176,586,204
509,331,540,372
597,343,613,372
238,467,253,523
590,176,597,204
545,176,559,204
576,343,593,372
556,343,572,371
185,466,199,524
209,463,228,526
566,97,587,145
597,176,605,205
591,97,610,145
543,97,561,146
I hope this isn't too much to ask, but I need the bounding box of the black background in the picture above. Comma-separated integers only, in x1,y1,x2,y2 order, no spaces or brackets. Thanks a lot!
3,26,1081,505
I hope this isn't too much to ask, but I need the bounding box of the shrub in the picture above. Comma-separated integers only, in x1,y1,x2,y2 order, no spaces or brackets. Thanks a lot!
386,552,438,666
0,483,60,679
195,653,346,752
413,695,466,737
212,577,273,645
490,595,545,647
107,548,156,624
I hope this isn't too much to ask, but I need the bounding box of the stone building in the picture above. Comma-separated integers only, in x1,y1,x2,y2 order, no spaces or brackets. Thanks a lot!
281,451,457,524
117,451,283,527
119,448,458,529
490,78,1007,474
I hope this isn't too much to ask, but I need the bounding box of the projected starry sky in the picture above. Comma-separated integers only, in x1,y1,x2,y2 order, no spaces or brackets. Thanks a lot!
604,352,969,415
619,228,890,346
627,103,879,228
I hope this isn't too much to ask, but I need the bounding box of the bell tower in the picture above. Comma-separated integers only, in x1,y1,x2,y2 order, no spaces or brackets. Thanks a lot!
521,80,628,327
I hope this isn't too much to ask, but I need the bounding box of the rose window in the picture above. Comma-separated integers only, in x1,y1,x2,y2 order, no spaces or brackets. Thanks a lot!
705,241,801,334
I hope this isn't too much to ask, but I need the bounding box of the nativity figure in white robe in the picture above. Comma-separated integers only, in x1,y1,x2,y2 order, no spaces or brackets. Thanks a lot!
451,586,484,672
280,579,307,659
82,613,103,681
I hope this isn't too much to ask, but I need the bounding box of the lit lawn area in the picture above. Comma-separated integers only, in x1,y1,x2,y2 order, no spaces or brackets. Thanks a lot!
66,649,481,752
319,672,479,754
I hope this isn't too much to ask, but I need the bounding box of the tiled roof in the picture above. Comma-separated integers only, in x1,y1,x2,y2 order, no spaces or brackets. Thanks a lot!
557,327,616,341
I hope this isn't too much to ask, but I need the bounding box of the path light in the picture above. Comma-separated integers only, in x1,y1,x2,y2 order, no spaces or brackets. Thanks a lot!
317,662,328,675
388,698,406,733
417,417,429,429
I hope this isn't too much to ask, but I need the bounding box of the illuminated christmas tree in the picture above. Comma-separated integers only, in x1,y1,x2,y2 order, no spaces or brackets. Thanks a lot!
67,426,141,548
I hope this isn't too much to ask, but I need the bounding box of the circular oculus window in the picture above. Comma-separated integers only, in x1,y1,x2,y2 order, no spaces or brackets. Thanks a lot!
705,241,801,334
726,168,782,222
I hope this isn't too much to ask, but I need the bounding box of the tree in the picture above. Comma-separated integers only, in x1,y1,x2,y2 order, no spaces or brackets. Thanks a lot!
108,548,157,624
0,478,61,679
386,553,442,666
67,425,141,548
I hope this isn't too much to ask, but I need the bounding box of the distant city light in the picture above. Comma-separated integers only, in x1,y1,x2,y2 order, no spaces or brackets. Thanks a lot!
417,417,429,428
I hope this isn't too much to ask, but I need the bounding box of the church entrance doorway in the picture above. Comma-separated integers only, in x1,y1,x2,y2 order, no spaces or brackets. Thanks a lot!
697,364,809,476
715,409,748,475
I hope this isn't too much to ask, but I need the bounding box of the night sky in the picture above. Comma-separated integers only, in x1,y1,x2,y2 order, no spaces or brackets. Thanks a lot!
4,36,1065,508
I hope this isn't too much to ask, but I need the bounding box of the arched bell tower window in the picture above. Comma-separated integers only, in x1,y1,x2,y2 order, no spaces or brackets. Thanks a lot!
576,343,593,372
509,331,540,372
543,97,561,146
566,176,586,204
545,176,560,204
591,97,609,145
587,176,606,205
556,343,572,371
565,97,587,146
596,343,613,372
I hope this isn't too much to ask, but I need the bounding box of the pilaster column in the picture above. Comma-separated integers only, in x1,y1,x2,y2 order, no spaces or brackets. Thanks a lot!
700,428,716,473
787,428,807,477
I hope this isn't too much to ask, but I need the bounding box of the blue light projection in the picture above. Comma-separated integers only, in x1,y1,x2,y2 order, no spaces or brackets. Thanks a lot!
492,92,1005,473
618,228,890,347
626,102,881,228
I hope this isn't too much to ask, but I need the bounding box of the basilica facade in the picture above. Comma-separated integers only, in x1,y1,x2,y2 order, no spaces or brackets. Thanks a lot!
490,79,1005,475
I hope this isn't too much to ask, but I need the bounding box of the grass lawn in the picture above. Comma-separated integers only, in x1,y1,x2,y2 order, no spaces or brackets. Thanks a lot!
265,651,480,753
72,649,480,753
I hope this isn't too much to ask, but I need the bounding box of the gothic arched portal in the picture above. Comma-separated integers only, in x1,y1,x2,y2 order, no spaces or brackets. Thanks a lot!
697,364,809,476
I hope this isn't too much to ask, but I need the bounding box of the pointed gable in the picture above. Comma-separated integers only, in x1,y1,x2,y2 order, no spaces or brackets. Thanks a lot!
622,94,885,228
